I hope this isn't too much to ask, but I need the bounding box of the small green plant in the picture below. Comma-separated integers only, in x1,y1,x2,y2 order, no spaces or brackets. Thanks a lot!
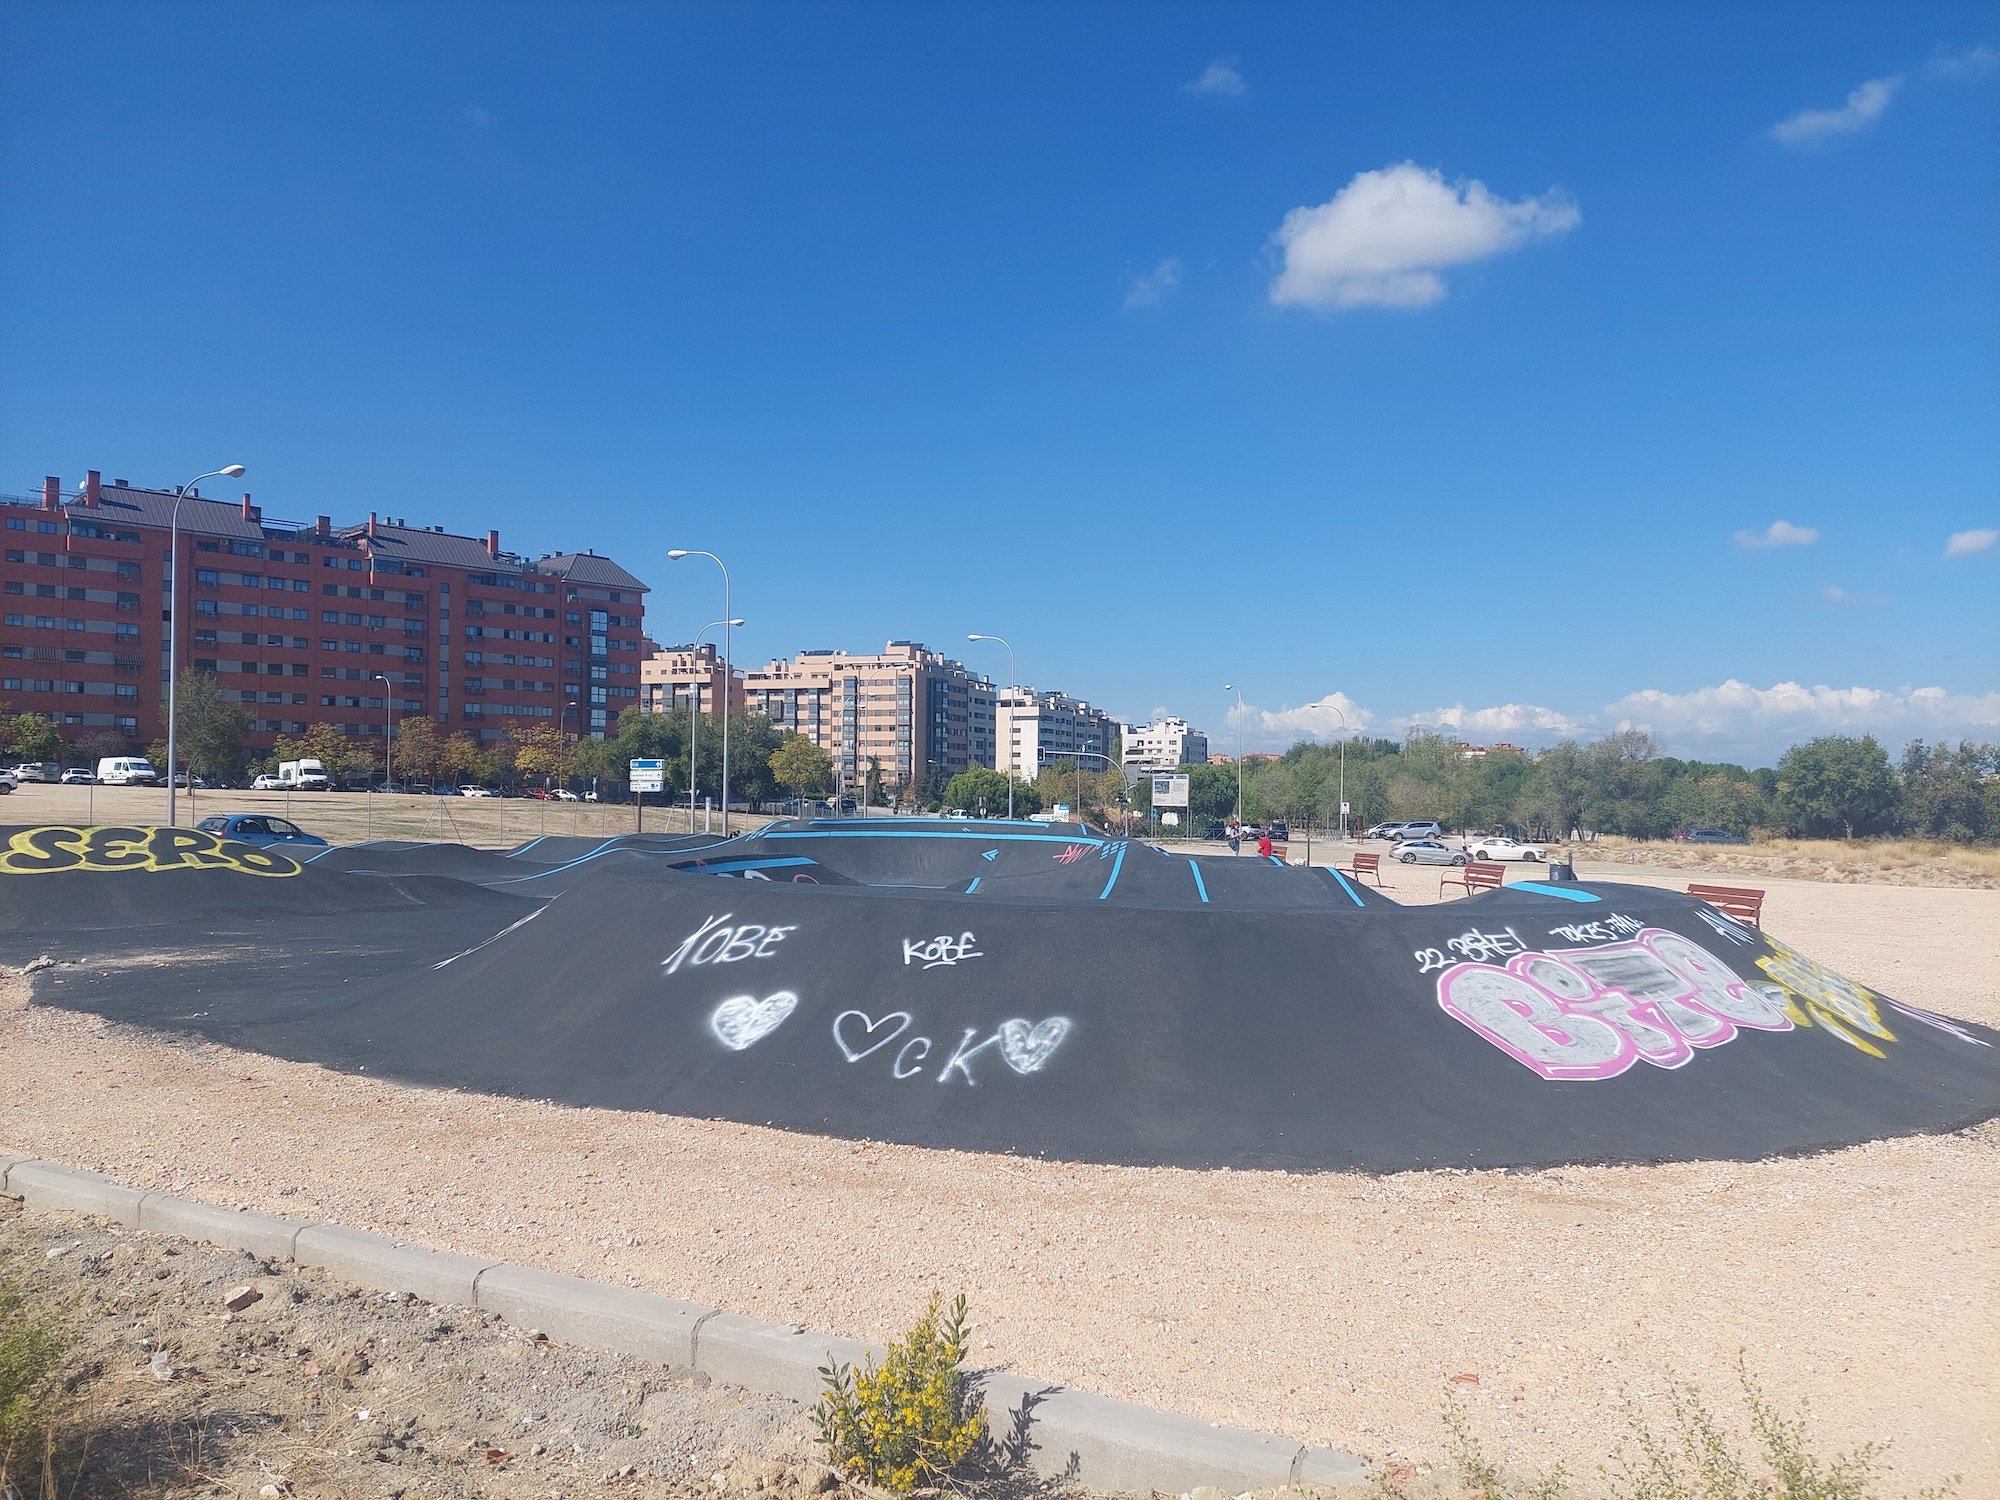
811,1292,987,1495
0,1259,68,1498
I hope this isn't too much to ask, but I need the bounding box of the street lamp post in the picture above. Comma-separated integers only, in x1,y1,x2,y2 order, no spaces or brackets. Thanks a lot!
966,633,1016,821
684,618,743,833
668,551,732,834
166,465,247,826
370,673,397,788
1222,683,1245,838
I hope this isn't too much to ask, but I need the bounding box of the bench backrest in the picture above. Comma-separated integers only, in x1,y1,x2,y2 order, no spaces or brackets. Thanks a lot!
1352,851,1380,874
1688,883,1765,917
1464,861,1506,890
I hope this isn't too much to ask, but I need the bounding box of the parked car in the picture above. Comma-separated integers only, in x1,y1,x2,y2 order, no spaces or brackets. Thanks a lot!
251,774,285,791
1679,828,1750,845
1266,820,1290,842
1390,821,1445,843
582,790,600,803
195,814,329,850
1395,839,1469,866
169,772,210,789
61,767,97,785
8,762,59,783
550,788,580,802
0,770,14,795
459,785,495,798
1467,835,1544,862
403,783,434,796
96,756,160,786
1364,822,1404,840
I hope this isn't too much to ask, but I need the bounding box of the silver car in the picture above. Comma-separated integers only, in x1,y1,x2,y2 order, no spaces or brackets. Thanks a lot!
1395,839,1469,866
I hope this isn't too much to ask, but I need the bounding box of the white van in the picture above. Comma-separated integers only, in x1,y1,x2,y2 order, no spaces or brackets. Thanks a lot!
278,758,332,791
96,756,160,786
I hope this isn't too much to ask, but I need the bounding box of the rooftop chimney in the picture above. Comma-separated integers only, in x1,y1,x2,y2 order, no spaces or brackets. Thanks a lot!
366,512,378,538
82,470,102,507
316,515,331,537
41,476,60,512
486,529,500,557
240,493,260,522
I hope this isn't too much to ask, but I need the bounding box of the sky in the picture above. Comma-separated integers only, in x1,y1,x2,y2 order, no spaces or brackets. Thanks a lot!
3,2,1996,766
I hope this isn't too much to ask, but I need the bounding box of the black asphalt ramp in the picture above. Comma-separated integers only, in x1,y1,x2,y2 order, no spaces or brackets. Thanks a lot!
5,822,1995,1170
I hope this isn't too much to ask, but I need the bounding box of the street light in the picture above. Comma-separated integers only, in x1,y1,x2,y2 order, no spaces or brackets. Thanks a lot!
966,633,1016,821
165,464,247,826
668,551,732,834
370,673,397,788
685,617,743,832
1223,683,1244,835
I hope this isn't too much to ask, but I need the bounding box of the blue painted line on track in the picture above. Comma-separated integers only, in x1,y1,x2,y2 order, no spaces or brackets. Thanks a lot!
1510,881,1601,902
509,835,557,859
691,856,820,874
966,877,981,893
1189,860,1209,903
1098,842,1128,900
1323,868,1367,907
301,845,345,864
484,843,694,885
765,829,1104,845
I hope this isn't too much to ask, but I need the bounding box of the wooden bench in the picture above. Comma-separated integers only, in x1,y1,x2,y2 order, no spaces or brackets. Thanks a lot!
1688,883,1765,928
1441,860,1506,899
1342,850,1384,886
1268,843,1289,863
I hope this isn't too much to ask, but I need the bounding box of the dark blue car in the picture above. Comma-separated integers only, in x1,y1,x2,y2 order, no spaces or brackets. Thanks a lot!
196,814,329,849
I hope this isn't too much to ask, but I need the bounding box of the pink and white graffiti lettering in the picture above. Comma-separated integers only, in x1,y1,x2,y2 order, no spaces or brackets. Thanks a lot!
1436,927,1794,1081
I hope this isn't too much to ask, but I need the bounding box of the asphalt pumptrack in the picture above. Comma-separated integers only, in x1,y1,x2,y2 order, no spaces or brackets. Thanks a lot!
4,816,1996,1172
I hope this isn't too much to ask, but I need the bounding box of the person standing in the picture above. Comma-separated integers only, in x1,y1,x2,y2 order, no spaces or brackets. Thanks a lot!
1227,818,1242,855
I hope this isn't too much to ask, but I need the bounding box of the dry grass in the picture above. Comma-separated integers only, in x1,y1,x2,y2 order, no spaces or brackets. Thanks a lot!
1558,836,2000,889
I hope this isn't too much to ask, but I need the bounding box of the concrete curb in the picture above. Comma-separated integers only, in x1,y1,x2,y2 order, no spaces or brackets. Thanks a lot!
1,1158,1367,1493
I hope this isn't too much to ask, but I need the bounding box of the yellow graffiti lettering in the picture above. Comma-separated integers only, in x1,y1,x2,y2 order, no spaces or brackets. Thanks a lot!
0,826,301,879
1755,940,1894,1058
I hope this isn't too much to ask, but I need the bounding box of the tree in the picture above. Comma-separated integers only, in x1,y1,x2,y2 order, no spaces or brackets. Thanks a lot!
942,766,1040,818
864,755,883,812
769,732,833,808
510,721,580,791
438,731,486,788
1775,734,1899,839
4,713,65,764
270,722,377,781
168,671,251,784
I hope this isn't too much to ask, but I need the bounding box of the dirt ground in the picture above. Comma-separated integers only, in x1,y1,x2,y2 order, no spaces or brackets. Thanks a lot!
0,1197,837,1500
5,855,1997,1500
0,783,766,847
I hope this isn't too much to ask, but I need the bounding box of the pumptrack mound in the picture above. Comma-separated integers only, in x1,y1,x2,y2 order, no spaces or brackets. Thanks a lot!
4,819,1994,1171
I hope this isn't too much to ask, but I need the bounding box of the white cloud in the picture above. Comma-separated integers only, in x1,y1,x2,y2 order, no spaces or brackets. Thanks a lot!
1227,692,1374,743
1931,43,1998,79
1770,75,1903,146
1267,162,1579,311
1394,703,1588,740
1607,680,2000,755
1945,527,1998,557
1123,258,1183,310
1186,57,1246,97
1733,519,1819,549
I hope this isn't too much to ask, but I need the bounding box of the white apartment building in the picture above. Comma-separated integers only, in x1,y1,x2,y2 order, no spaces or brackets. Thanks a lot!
1122,716,1208,774
995,687,1121,782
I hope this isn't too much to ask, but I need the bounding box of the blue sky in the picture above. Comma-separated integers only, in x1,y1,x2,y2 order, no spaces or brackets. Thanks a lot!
3,3,1995,764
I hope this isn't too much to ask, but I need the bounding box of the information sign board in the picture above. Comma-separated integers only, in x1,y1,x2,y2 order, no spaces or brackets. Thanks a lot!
1151,773,1190,809
629,758,665,793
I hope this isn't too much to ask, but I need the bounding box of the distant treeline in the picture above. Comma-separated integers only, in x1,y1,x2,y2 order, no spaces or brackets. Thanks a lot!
1125,731,2000,844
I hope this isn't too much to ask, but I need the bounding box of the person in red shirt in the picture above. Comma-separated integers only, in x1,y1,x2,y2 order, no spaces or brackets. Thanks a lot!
1257,830,1274,860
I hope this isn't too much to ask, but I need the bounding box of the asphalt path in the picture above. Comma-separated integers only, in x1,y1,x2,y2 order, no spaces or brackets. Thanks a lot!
5,819,1994,1170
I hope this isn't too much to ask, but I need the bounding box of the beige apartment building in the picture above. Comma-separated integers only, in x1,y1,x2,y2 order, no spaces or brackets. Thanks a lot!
641,638,996,795
639,640,739,717
996,687,1121,782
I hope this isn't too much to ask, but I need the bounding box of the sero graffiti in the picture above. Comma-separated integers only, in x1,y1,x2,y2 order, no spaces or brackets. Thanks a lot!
902,932,983,969
708,991,799,1050
833,1008,1071,1085
1435,926,1800,1080
0,825,302,878
663,914,798,974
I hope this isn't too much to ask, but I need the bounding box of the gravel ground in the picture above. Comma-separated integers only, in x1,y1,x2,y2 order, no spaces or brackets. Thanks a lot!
0,1197,846,1500
5,867,1997,1497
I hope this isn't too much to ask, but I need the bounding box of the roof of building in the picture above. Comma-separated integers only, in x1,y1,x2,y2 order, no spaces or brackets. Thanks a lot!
537,552,649,592
62,485,281,544
342,522,508,570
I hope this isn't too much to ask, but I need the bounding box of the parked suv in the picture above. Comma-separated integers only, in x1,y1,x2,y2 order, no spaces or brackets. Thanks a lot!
1679,827,1749,845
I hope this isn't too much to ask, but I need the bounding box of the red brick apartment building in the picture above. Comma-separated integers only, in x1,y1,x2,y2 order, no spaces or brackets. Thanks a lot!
2,471,648,758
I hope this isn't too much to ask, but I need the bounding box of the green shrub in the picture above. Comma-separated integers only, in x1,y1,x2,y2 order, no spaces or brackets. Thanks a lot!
811,1292,988,1495
0,1260,66,1494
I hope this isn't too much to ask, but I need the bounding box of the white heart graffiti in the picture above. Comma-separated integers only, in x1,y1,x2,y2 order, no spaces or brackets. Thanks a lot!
997,1017,1070,1074
709,991,799,1051
833,1009,912,1063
